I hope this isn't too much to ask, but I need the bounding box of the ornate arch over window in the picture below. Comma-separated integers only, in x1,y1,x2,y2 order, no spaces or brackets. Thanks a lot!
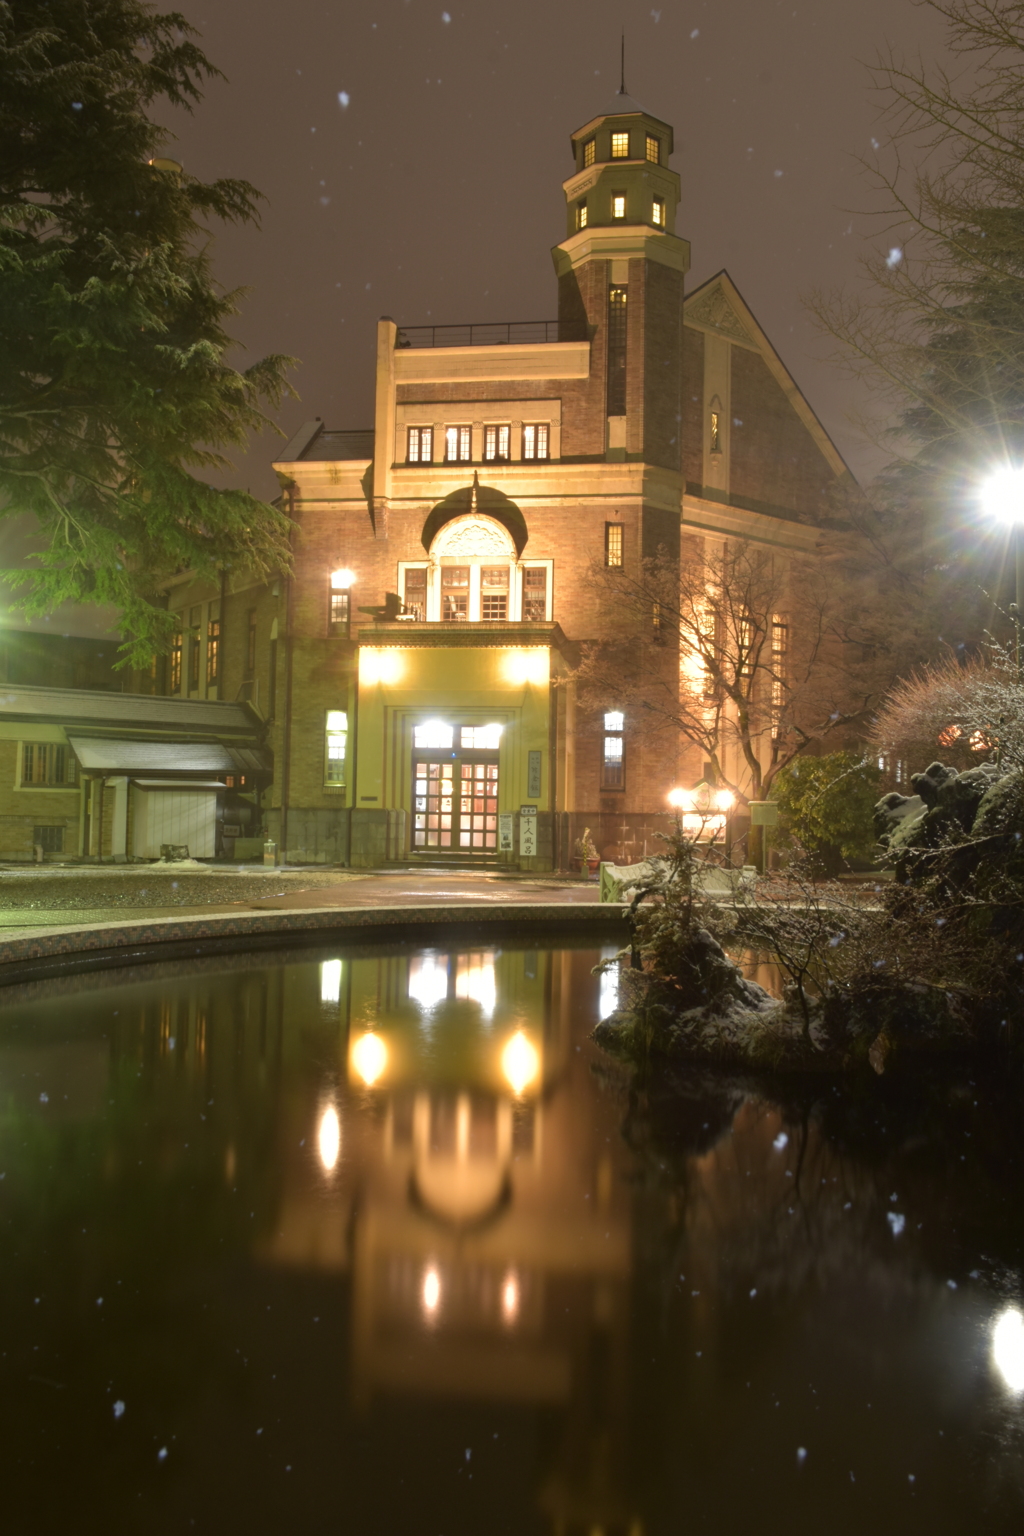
430,514,517,561
400,493,551,624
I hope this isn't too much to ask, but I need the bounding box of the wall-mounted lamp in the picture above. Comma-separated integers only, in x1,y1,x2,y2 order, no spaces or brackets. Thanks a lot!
331,568,357,590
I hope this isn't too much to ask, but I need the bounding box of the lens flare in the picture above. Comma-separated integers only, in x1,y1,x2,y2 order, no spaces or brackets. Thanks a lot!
501,1030,539,1094
352,1031,387,1087
993,1307,1024,1391
317,1103,341,1172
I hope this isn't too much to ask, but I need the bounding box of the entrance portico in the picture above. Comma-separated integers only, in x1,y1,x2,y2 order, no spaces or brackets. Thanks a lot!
350,624,566,869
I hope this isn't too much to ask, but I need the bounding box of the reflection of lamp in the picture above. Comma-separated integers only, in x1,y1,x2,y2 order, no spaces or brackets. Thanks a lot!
352,1031,387,1086
422,1266,441,1318
993,1306,1024,1391
408,953,449,1010
501,1030,539,1094
501,1270,520,1325
317,1103,341,1172
455,952,497,1017
320,959,342,1003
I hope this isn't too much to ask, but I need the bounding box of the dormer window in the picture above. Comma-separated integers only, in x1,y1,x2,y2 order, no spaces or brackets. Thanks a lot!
612,193,626,220
576,200,588,230
652,196,665,227
583,137,596,168
646,134,660,164
611,130,630,159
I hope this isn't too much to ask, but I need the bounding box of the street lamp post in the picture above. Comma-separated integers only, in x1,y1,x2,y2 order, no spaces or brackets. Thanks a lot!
980,467,1024,680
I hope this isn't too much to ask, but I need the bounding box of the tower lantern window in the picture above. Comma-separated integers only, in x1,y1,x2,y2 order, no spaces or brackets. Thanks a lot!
611,131,630,159
583,137,596,168
652,196,665,227
576,200,588,230
646,134,660,164
612,193,626,220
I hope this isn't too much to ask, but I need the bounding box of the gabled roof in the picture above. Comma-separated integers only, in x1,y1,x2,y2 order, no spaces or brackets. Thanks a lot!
684,270,853,482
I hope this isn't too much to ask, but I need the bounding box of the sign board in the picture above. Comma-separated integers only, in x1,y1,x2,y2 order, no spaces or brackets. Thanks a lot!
519,804,538,857
527,750,542,800
498,812,514,851
748,800,779,827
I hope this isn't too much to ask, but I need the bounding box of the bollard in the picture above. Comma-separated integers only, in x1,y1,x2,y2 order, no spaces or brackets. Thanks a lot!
263,839,277,868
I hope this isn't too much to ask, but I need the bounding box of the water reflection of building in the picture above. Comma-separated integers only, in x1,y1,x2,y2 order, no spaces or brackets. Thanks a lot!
264,944,641,1536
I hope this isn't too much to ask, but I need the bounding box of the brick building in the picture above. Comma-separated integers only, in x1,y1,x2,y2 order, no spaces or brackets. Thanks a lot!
152,90,853,870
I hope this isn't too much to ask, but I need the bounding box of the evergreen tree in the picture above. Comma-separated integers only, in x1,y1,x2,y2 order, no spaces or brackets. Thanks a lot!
0,0,294,664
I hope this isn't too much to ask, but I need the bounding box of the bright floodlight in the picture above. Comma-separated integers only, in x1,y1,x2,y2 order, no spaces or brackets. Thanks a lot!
331,567,356,589
993,1306,1024,1391
667,788,692,810
981,468,1024,527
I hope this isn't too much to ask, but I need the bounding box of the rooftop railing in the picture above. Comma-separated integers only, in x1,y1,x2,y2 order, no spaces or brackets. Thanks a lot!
396,319,587,349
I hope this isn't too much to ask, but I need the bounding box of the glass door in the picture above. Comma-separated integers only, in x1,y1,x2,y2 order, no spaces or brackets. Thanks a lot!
458,762,499,850
412,760,455,849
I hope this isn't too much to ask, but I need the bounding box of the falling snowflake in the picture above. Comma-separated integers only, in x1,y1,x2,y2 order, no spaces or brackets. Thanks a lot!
338,91,350,108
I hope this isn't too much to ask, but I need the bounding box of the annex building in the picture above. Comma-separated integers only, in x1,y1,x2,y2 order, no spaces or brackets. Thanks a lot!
1,90,853,868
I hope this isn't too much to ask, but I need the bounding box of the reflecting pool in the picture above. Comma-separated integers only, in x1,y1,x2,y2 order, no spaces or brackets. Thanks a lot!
2,939,1023,1533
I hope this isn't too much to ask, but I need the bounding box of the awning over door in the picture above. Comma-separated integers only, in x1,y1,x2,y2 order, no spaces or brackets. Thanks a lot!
67,737,271,778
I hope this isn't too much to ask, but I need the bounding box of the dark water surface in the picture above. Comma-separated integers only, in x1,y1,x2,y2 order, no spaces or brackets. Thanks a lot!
2,938,1023,1535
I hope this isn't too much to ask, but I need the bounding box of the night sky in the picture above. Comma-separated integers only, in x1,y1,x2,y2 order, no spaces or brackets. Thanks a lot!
161,0,950,499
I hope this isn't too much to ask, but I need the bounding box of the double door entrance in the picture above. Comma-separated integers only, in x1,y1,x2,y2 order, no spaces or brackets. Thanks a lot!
412,755,500,853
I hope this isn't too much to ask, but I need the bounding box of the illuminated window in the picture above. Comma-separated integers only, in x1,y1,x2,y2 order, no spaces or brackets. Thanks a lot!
583,137,596,167
206,608,220,686
445,425,471,462
403,565,427,620
605,521,623,567
21,743,76,787
607,285,627,412
325,710,348,784
414,720,454,749
523,566,548,620
441,566,469,621
461,723,502,750
407,425,432,463
189,605,201,690
481,567,509,621
602,712,624,789
710,395,722,454
652,196,665,227
169,620,183,692
771,614,788,737
611,130,630,159
329,587,349,631
612,193,626,219
246,608,257,675
576,201,588,230
646,134,660,164
522,423,549,460
484,423,510,461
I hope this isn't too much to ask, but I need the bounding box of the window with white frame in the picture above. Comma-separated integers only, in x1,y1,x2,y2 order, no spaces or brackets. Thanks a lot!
407,426,433,463
403,565,427,620
445,425,471,462
441,565,470,621
602,712,624,790
483,423,510,462
480,566,509,621
522,423,549,460
522,566,548,621
324,711,348,785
